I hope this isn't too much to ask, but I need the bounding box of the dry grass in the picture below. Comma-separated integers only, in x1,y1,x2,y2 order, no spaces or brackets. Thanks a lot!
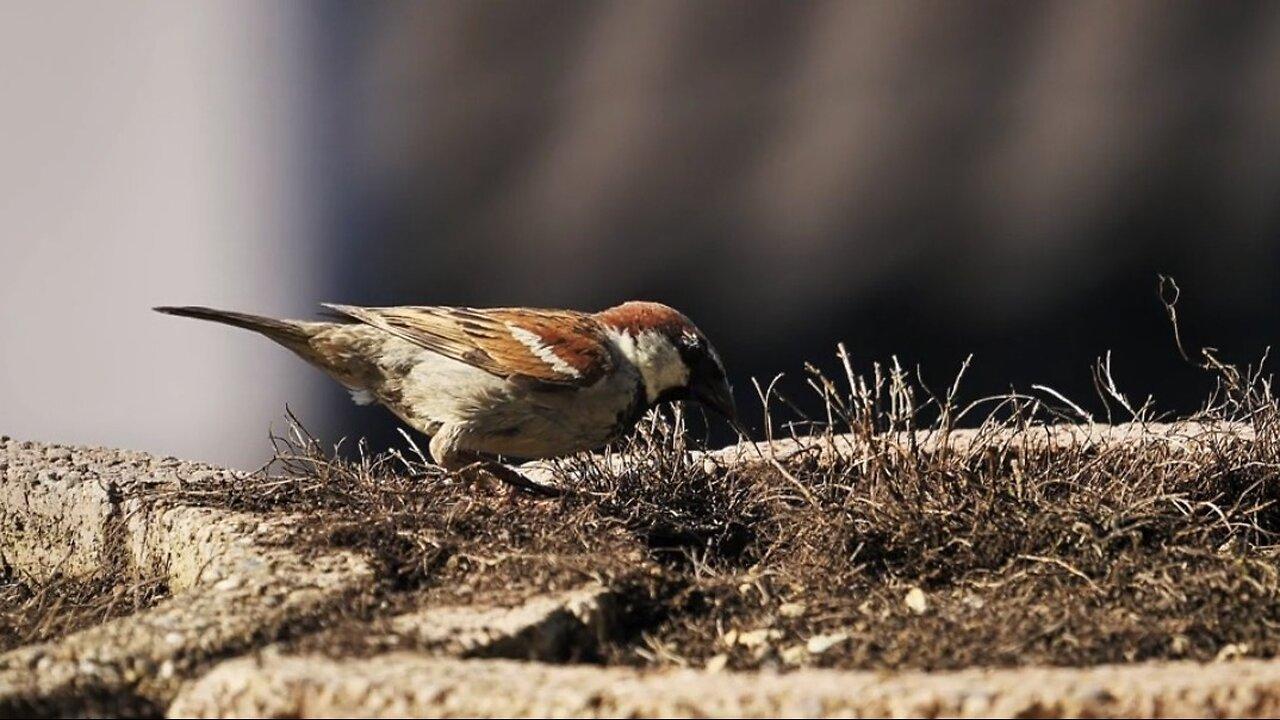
0,575,166,653
175,368,1280,668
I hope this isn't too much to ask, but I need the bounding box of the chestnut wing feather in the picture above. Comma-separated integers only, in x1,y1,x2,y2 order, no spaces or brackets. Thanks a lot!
321,304,613,387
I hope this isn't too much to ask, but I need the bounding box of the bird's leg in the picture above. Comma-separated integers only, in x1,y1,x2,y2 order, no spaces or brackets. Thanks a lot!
429,424,562,498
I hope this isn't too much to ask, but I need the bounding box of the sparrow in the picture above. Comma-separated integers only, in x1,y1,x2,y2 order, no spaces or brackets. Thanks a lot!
154,301,736,494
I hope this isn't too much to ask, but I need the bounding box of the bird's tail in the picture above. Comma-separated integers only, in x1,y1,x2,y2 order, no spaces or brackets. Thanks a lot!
154,305,314,352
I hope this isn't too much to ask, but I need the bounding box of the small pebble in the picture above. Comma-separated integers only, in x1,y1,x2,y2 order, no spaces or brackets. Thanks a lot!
779,602,806,618
807,632,849,654
704,653,729,673
781,644,810,665
736,628,781,648
905,587,928,615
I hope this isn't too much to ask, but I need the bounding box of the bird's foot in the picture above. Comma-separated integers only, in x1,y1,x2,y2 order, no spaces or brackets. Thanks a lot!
451,458,562,499
479,461,563,498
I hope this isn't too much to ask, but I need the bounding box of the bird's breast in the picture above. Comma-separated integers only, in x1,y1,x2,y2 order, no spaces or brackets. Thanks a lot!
467,366,644,459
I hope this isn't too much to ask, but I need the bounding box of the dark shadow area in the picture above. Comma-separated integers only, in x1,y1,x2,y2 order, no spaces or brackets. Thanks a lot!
303,1,1280,452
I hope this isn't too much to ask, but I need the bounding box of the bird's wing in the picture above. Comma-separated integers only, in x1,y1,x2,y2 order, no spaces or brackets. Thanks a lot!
321,304,614,387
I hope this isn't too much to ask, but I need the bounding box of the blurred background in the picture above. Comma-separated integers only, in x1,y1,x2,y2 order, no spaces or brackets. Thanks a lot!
2,0,1279,469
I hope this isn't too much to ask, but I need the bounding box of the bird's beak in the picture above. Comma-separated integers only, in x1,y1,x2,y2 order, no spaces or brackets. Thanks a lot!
694,377,738,427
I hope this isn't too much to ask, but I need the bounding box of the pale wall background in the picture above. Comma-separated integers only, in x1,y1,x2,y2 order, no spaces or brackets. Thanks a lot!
0,1,328,468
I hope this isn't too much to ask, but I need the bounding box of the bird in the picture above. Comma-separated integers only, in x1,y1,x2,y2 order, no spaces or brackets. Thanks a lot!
154,301,736,494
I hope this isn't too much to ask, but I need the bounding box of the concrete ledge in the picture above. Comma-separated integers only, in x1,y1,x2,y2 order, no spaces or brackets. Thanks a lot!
387,585,616,661
0,507,374,716
0,439,378,716
169,653,1280,718
0,438,211,582
520,420,1253,486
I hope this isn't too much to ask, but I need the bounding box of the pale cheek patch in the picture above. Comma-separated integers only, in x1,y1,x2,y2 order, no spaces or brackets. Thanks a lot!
612,330,689,403
506,323,581,379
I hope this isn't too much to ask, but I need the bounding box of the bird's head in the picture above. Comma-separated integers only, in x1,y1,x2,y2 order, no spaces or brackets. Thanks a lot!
596,301,737,424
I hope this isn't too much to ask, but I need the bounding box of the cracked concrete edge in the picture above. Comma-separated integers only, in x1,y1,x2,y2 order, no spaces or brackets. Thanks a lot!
387,585,617,661
0,438,379,716
170,653,1280,719
0,436,235,583
0,506,375,716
